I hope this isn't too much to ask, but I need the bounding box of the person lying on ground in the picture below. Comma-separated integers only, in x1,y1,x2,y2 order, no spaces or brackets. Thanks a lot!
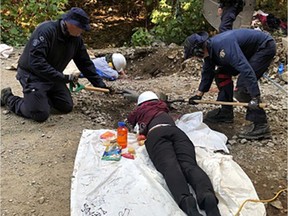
1,7,107,123
183,28,276,140
91,53,127,81
127,91,221,216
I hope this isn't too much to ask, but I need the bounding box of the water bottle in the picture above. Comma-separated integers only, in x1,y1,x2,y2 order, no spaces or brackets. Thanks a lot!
278,63,284,75
117,122,128,149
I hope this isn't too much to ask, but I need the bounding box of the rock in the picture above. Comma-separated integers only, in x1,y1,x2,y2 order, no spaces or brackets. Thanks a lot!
282,36,288,51
267,142,275,147
38,196,46,204
280,71,288,82
270,200,283,209
229,140,237,145
2,110,10,115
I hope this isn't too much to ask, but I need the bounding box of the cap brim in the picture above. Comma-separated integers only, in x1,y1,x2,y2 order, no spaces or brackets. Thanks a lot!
66,19,90,31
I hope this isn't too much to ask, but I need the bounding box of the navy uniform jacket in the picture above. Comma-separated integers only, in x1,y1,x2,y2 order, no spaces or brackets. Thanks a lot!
18,19,105,87
199,29,274,97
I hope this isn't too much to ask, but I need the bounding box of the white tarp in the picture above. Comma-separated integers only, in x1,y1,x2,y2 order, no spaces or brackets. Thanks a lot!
71,112,266,216
0,44,13,58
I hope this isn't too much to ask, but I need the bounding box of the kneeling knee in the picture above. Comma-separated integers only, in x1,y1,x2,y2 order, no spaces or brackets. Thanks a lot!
60,104,73,114
55,103,73,114
31,111,50,122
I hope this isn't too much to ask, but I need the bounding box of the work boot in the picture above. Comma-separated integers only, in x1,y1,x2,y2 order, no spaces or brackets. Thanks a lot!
203,193,221,216
1,87,13,106
238,123,271,139
204,108,234,123
179,195,202,216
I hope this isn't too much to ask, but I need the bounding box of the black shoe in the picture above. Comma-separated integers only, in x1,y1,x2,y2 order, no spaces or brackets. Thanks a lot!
238,123,271,139
233,87,251,102
179,196,202,216
204,108,234,123
1,87,13,106
203,194,221,216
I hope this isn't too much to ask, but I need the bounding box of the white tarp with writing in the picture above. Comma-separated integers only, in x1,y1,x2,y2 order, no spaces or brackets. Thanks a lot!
71,112,266,216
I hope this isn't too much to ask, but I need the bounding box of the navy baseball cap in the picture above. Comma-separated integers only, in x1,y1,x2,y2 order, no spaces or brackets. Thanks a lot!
184,31,209,59
62,7,90,31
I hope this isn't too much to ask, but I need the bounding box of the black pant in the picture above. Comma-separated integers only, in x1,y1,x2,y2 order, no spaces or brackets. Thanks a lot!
219,6,240,33
7,69,73,122
145,126,216,209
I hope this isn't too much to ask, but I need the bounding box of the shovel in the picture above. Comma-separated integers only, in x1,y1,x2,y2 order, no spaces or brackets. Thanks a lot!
69,82,110,93
69,83,139,101
165,98,268,108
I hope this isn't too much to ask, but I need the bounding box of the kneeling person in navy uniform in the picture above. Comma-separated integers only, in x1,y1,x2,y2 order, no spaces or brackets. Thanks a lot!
1,7,107,122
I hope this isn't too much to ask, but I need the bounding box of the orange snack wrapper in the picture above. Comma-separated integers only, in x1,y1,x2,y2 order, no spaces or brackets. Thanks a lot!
100,131,115,139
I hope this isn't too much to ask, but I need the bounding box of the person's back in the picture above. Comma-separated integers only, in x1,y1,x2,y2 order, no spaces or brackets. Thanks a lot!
92,53,127,81
92,57,119,80
210,29,273,60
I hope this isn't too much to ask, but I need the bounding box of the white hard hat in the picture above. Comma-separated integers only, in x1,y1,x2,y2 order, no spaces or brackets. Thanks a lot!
112,53,126,72
137,91,159,105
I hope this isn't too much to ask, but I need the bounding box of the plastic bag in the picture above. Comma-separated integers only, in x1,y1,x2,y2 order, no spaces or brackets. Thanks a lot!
176,112,229,153
101,143,122,161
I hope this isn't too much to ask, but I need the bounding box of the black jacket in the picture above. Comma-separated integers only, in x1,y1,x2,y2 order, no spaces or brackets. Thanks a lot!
18,20,105,87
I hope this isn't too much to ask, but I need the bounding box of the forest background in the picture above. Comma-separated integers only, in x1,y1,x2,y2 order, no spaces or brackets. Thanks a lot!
1,0,287,48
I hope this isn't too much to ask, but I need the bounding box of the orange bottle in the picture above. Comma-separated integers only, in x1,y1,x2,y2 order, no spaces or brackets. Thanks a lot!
117,122,128,149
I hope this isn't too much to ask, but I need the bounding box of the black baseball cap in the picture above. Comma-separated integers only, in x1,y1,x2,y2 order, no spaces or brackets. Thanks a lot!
62,7,90,31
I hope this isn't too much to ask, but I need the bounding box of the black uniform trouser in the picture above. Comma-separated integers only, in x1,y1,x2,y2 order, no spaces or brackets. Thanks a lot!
145,126,216,209
215,40,276,123
7,69,73,122
219,6,240,33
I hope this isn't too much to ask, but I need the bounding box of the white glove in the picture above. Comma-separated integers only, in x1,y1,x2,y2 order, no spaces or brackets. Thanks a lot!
64,71,80,83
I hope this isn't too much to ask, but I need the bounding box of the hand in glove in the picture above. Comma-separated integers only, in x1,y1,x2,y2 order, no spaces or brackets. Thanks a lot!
122,89,139,102
248,96,261,110
64,71,80,84
188,95,202,105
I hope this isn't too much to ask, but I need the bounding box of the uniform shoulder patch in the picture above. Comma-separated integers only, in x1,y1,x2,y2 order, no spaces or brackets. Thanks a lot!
32,39,40,47
219,49,225,58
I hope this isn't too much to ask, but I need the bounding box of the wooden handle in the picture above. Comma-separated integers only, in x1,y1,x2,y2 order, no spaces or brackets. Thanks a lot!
194,100,267,108
84,85,110,93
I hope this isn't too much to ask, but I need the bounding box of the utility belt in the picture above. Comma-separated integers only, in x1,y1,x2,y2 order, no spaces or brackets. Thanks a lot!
215,73,232,88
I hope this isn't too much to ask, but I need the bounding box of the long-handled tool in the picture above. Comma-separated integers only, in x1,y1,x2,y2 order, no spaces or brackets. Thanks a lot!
166,98,268,108
70,82,110,93
69,83,139,99
263,73,288,95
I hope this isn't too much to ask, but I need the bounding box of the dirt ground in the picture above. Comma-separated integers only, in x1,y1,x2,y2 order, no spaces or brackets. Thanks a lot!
1,41,287,216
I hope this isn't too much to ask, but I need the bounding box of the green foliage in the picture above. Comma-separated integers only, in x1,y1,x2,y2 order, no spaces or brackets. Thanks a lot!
131,27,155,47
1,0,68,46
149,0,212,45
